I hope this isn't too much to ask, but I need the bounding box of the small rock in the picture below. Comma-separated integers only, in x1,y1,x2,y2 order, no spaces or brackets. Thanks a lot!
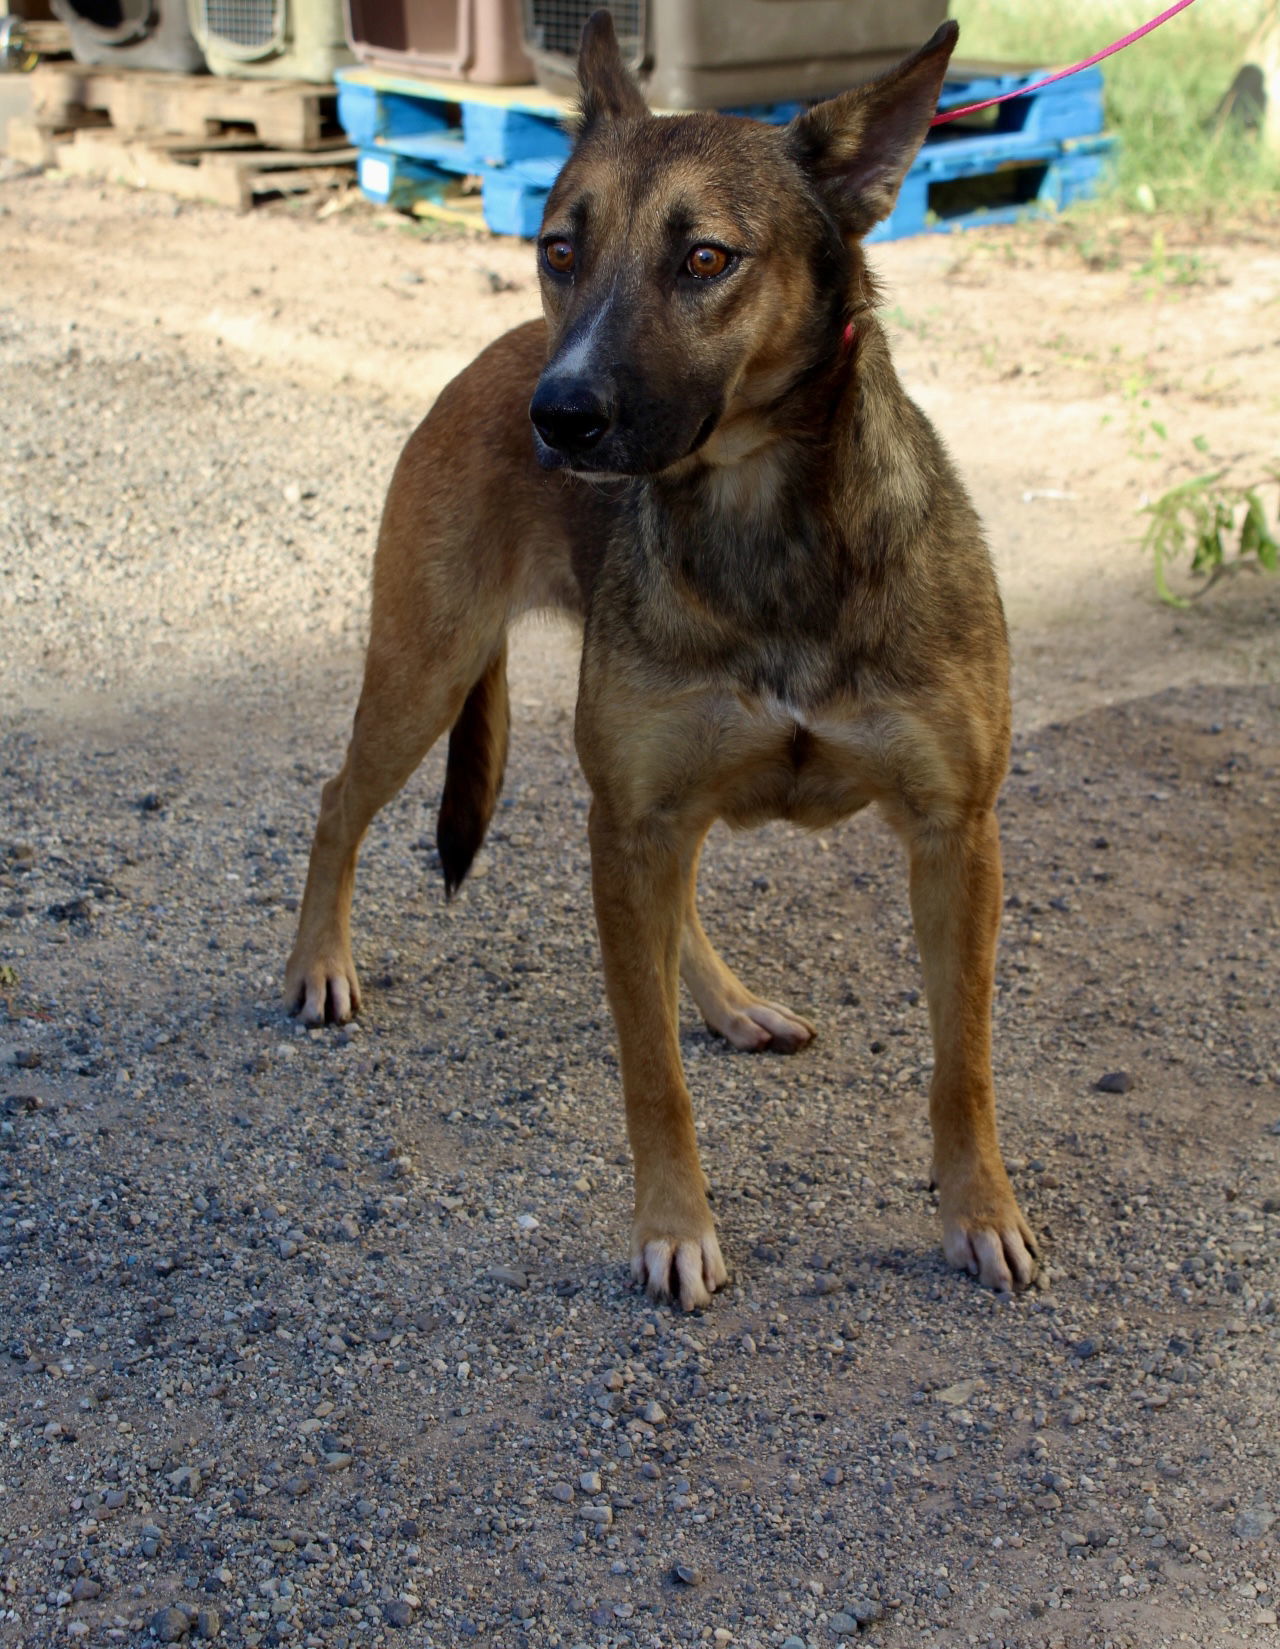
1233,1506,1276,1539
934,1379,981,1406
549,1482,573,1502
580,1470,602,1493
323,1451,354,1471
383,1600,414,1629
150,1605,190,1642
640,1401,667,1424
70,1577,101,1601
487,1265,528,1289
474,268,517,294
1095,1070,1133,1094
672,1563,700,1586
578,1504,613,1526
822,1465,844,1486
194,1608,221,1640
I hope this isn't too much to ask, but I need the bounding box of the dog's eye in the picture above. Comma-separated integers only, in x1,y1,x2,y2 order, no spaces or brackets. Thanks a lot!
543,239,575,276
686,245,729,280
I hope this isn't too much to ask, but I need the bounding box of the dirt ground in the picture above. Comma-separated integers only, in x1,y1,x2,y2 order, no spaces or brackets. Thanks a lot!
1,168,1278,1649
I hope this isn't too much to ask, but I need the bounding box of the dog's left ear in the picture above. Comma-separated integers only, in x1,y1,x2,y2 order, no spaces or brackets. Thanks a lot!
577,8,649,131
790,21,958,239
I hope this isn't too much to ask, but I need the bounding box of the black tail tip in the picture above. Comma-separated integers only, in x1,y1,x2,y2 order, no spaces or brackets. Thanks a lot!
437,817,480,899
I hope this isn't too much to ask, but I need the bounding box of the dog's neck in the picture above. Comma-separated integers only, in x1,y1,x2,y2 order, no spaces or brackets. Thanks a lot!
654,308,923,538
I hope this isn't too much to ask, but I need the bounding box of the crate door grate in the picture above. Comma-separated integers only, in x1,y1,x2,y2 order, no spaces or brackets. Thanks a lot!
524,0,644,69
200,0,283,55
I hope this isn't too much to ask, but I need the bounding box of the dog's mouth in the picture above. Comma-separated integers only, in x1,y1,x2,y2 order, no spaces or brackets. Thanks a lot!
532,407,724,480
687,407,722,457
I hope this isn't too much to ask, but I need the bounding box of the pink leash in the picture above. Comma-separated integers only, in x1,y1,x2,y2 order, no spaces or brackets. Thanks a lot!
930,0,1198,126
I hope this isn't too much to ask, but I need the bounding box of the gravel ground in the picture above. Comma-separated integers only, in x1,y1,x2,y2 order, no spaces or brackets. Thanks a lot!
2,172,1279,1649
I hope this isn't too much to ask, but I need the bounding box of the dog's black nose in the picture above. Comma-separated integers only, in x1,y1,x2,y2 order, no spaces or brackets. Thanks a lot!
529,384,612,456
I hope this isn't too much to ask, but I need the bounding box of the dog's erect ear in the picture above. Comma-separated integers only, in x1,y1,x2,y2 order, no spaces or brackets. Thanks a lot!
790,21,958,238
577,8,648,130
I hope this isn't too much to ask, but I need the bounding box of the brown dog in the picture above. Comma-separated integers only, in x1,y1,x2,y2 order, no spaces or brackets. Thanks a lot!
286,12,1038,1310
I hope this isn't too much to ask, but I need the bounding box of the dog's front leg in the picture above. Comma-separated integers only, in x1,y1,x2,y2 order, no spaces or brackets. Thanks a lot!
588,804,728,1311
904,808,1039,1294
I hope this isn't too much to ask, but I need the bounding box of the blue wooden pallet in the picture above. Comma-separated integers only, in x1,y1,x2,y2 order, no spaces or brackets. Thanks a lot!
337,62,1110,240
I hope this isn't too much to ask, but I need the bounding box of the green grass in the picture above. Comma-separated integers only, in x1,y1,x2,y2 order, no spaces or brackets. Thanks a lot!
948,0,1280,219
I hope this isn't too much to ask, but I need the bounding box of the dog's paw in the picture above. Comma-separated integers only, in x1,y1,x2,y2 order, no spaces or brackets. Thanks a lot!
284,945,362,1027
938,1166,1038,1295
632,1228,728,1312
936,1187,1042,1299
705,995,816,1054
943,1218,1038,1295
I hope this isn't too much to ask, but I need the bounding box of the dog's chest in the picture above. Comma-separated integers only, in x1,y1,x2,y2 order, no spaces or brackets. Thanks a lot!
685,687,903,831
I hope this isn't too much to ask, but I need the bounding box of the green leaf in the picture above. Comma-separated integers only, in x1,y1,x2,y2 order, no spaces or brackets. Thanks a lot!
1151,535,1190,608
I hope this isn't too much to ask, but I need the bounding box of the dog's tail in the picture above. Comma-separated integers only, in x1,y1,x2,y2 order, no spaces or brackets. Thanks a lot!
436,642,510,897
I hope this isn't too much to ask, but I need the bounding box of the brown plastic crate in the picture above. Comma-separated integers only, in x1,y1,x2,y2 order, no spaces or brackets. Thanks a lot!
345,0,531,84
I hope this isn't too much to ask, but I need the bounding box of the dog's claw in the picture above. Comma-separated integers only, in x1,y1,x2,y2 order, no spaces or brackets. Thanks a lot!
633,1232,728,1311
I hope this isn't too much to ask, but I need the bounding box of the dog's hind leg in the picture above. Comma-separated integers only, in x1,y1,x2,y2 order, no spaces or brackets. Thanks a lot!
899,806,1039,1295
679,834,816,1053
285,622,507,1027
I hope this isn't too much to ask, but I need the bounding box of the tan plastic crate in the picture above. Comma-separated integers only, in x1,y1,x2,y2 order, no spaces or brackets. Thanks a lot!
345,0,532,84
524,0,951,108
192,0,351,81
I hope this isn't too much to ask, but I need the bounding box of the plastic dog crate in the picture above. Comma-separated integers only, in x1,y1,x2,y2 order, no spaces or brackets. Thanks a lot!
523,0,951,108
345,0,531,84
50,0,206,72
192,0,350,81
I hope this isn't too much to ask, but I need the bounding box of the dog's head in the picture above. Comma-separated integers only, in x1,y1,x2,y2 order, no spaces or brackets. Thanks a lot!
529,10,958,477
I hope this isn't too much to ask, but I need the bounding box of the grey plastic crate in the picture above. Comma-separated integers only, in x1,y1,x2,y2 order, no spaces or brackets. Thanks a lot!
51,0,206,72
523,0,950,108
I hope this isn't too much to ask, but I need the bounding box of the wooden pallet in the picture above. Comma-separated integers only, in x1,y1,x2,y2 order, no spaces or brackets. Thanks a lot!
27,62,340,150
50,126,355,212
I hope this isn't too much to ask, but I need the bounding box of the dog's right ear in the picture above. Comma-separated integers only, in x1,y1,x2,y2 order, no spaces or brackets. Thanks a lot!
577,8,648,131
